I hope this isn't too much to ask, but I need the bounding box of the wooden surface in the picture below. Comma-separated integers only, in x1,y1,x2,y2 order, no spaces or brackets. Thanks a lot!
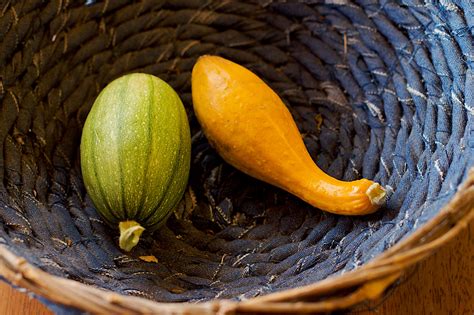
0,220,472,315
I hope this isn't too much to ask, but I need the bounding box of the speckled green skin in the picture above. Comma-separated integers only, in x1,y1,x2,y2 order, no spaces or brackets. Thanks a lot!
80,73,191,232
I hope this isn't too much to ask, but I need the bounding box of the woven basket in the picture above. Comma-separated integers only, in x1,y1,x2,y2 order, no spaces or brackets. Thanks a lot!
0,1,472,314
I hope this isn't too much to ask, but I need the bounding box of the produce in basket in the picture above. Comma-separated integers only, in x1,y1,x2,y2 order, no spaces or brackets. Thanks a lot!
192,55,386,215
80,73,191,251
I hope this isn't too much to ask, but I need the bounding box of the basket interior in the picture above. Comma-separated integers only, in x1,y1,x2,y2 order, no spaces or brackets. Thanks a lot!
0,0,472,303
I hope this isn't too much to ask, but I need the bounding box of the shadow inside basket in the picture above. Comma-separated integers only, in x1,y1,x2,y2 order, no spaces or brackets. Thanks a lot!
0,0,472,305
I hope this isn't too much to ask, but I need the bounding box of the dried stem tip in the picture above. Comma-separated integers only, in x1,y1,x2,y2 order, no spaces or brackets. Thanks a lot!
366,183,387,207
119,220,145,252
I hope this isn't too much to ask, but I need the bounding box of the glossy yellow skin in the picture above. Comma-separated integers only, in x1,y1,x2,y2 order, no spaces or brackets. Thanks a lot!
192,56,385,215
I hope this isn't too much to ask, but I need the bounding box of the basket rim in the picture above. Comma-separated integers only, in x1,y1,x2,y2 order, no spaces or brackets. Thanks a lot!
0,168,473,314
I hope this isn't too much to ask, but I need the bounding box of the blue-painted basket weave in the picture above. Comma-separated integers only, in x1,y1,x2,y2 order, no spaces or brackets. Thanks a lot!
0,1,472,314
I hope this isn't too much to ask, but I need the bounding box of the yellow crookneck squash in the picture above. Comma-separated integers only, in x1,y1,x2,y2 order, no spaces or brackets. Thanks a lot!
192,55,385,215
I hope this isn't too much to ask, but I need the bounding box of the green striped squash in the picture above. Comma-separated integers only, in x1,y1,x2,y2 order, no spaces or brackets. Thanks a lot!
80,73,191,251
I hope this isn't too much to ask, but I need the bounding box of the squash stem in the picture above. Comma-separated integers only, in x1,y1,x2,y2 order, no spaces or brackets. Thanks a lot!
119,220,145,252
366,183,387,206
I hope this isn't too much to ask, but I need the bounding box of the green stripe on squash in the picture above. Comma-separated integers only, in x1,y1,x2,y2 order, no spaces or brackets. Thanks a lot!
80,73,191,251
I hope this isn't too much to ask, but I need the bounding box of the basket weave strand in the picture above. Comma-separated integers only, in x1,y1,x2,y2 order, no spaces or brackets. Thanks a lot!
0,0,472,314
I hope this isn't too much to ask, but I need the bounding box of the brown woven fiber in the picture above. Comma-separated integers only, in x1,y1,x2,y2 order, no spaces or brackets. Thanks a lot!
0,0,473,314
